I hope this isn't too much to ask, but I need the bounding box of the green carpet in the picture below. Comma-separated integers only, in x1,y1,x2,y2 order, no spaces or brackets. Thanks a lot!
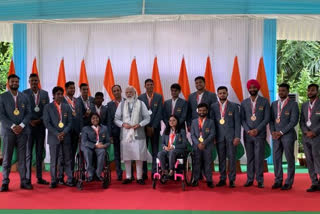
0,211,318,214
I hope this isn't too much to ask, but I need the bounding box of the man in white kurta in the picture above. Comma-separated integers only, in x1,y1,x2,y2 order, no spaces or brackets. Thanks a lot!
115,86,150,185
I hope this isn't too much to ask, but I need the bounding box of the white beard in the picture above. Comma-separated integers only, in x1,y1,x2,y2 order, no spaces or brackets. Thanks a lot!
127,97,134,103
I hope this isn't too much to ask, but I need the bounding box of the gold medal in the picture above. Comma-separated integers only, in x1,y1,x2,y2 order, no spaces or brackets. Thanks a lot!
251,115,256,121
13,108,20,116
72,111,76,116
276,118,280,124
198,136,204,143
58,122,64,128
219,118,225,125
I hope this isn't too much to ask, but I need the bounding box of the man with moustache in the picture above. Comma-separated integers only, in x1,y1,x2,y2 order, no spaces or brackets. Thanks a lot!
43,86,74,188
270,83,299,190
107,85,124,180
187,76,217,128
78,83,94,127
0,74,32,192
58,81,83,184
115,86,150,185
240,79,270,188
138,79,163,180
191,103,215,188
300,84,320,192
163,83,188,129
23,73,50,185
210,86,241,188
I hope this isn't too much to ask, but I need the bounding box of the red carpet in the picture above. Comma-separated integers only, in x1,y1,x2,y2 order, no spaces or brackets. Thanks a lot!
0,171,319,211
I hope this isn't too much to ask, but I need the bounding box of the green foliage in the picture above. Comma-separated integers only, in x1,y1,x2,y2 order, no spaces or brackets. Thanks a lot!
277,40,320,152
0,42,13,93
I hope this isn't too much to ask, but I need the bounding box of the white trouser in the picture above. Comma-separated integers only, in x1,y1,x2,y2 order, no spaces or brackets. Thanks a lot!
124,160,143,180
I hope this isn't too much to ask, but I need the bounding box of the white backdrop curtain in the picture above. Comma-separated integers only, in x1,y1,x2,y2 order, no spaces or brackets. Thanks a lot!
27,18,263,103
26,18,263,163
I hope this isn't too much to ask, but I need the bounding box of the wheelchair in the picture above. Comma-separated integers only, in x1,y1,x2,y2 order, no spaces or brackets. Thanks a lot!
152,144,194,191
74,142,111,190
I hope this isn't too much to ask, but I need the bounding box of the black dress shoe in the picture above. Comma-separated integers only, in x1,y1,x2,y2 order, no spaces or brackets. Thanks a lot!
244,181,253,187
21,183,33,190
25,179,31,185
307,185,319,192
192,180,199,187
257,182,264,188
122,179,132,184
229,181,235,188
65,181,75,187
216,180,226,187
137,179,145,185
272,182,282,189
207,181,214,188
117,176,123,181
281,184,292,190
88,176,94,182
0,184,8,192
50,182,57,189
37,179,49,185
142,174,148,180
57,178,65,185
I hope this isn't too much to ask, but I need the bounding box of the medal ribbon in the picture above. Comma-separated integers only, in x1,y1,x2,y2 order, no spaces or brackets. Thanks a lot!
54,101,62,122
65,96,75,112
168,132,176,148
147,93,154,109
34,91,40,106
308,98,318,121
277,97,289,119
250,96,258,116
92,125,100,143
198,118,205,137
219,100,228,119
11,91,18,110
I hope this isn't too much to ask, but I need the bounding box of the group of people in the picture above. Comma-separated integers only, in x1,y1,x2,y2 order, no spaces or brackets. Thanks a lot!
0,73,319,193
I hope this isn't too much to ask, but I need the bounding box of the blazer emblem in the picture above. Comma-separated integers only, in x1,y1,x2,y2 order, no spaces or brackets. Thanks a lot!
285,110,290,115
176,107,182,112
228,111,233,116
63,113,67,117
258,106,264,111
205,128,210,133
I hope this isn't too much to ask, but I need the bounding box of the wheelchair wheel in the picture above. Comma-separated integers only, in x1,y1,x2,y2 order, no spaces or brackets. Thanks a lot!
184,152,193,186
74,153,81,182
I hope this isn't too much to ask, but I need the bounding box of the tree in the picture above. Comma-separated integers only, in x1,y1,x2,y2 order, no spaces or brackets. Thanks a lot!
0,42,13,93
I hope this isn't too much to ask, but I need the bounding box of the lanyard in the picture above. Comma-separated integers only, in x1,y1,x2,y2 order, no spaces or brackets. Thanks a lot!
277,97,289,119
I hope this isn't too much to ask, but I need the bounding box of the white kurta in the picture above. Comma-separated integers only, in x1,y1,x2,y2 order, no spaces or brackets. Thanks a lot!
114,99,151,161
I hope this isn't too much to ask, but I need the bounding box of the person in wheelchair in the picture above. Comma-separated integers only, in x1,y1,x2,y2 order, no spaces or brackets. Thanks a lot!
81,113,110,182
158,115,187,179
